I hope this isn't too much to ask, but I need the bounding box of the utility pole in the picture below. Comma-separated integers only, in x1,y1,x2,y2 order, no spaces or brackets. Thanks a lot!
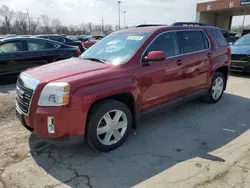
242,8,246,32
101,17,104,31
117,1,121,30
26,9,31,34
123,11,126,28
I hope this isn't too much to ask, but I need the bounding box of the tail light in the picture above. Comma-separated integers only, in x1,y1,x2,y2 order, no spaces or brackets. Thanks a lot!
76,49,81,56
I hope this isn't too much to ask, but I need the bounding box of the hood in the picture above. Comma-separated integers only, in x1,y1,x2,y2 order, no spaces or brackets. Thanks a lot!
231,45,250,55
24,57,110,83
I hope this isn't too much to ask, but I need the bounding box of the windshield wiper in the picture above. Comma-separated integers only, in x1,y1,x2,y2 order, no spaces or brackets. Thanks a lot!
83,57,106,64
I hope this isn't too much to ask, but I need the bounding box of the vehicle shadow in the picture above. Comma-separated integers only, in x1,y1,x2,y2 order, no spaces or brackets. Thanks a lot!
29,93,250,188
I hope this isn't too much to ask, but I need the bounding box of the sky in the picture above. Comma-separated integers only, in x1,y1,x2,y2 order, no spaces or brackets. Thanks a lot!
0,0,249,27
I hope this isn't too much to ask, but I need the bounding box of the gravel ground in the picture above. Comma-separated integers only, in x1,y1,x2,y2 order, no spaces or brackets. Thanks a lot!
0,73,250,188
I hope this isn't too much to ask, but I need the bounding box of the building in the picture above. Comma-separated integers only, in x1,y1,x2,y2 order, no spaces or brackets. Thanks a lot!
196,0,250,29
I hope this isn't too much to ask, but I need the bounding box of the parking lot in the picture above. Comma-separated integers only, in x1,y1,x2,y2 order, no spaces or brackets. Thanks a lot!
0,73,250,188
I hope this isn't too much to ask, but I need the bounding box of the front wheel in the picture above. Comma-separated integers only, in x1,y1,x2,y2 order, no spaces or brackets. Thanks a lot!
87,100,132,152
204,72,225,103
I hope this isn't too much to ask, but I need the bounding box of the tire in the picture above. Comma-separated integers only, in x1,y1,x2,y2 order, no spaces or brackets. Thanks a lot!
204,72,225,103
87,99,132,152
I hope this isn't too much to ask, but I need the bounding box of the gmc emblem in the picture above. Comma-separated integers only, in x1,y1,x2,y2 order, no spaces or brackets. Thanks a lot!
16,86,25,99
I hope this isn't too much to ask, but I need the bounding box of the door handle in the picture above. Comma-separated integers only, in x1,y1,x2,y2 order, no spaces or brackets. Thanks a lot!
176,59,182,66
207,53,211,58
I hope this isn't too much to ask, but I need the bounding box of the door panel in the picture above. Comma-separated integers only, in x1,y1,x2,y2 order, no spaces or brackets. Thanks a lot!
141,57,186,110
182,51,211,92
22,40,61,69
178,30,211,93
141,31,186,111
0,41,27,76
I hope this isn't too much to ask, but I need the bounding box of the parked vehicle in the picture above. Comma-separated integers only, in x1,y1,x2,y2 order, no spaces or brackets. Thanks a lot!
35,34,85,53
76,35,92,42
231,34,250,72
0,37,81,77
83,35,105,49
16,25,230,151
241,29,250,36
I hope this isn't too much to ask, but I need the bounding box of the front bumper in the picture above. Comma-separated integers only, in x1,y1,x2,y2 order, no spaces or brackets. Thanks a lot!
16,105,87,145
231,54,250,72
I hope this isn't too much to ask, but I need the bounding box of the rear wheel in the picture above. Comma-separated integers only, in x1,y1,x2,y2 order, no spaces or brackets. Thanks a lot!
87,100,132,152
204,72,225,103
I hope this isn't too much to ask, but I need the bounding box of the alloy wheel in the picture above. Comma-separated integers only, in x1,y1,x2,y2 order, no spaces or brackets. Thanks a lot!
96,110,128,146
212,77,224,100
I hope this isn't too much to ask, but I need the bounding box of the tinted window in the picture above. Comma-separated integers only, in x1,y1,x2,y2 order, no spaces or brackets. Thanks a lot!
147,32,180,57
27,40,58,51
211,29,228,47
0,41,23,53
179,31,209,54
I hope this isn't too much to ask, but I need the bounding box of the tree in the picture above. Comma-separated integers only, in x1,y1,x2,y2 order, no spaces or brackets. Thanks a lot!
30,18,40,34
13,11,28,35
0,5,116,35
104,24,112,32
114,25,119,31
51,18,61,33
80,23,88,34
87,22,93,34
0,5,15,33
93,24,102,32
40,15,51,33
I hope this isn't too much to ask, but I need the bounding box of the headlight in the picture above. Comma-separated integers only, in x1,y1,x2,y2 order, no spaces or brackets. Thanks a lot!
38,82,70,106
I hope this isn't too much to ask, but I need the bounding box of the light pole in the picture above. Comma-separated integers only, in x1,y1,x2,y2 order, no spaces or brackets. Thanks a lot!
123,11,126,28
117,1,121,30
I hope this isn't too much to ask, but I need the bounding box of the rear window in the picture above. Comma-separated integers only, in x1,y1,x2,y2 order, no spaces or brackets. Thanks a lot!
211,29,228,47
179,30,209,54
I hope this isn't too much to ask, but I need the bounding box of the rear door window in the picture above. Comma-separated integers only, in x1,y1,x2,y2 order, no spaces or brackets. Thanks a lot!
27,40,59,51
146,31,180,58
211,29,228,47
179,30,209,54
0,41,23,53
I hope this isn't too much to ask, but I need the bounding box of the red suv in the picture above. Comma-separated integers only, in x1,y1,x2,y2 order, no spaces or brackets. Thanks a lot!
16,25,231,151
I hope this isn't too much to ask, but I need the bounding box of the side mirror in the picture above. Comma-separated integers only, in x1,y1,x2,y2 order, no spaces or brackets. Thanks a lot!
143,51,166,63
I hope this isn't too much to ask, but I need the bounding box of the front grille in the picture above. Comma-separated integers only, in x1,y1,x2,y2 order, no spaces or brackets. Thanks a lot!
16,77,34,115
231,54,250,62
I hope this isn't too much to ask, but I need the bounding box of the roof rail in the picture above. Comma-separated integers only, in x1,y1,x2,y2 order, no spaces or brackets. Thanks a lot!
136,24,167,28
171,22,210,26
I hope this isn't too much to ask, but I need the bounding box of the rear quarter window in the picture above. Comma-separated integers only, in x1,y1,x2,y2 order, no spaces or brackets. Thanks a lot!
211,29,228,47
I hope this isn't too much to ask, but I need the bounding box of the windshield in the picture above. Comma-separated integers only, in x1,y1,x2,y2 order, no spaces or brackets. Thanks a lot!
80,32,149,65
234,34,250,46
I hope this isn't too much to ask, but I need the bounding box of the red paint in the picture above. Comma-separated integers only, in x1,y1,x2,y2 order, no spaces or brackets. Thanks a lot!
83,40,98,49
23,26,230,139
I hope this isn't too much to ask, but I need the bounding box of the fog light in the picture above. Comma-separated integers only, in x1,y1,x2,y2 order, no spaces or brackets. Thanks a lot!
48,117,55,134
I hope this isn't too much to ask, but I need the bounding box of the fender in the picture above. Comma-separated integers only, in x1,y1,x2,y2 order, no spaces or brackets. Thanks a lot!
70,76,141,126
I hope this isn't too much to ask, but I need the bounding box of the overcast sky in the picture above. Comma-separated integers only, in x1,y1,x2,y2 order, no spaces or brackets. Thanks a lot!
0,0,249,27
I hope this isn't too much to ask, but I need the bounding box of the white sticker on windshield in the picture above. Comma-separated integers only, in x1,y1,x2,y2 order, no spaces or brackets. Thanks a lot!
127,36,144,40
